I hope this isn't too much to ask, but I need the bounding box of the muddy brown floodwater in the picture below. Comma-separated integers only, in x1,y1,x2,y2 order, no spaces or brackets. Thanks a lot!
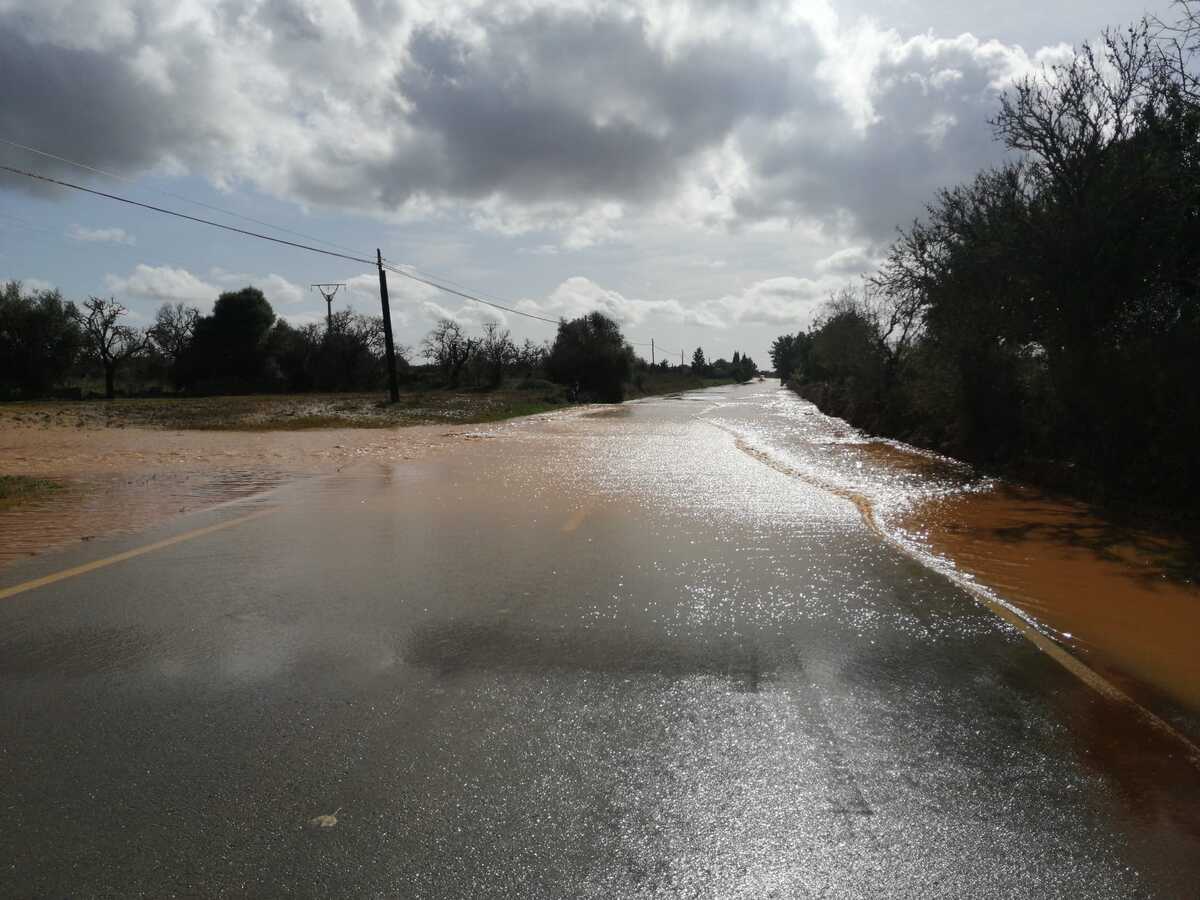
900,483,1200,718
5,387,1200,744
710,384,1200,741
0,420,508,565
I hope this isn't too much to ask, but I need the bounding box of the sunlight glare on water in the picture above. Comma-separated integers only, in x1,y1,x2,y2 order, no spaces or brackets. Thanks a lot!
691,381,1200,734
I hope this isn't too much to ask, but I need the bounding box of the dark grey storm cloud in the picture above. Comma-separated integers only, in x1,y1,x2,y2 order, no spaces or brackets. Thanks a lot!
0,27,200,179
0,1,1111,244
381,10,805,205
737,35,1019,237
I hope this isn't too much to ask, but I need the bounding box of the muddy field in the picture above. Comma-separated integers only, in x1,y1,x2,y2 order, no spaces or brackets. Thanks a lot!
0,392,567,566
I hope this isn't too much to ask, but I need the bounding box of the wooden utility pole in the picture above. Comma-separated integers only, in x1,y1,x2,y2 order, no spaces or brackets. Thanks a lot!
651,338,655,366
376,249,400,402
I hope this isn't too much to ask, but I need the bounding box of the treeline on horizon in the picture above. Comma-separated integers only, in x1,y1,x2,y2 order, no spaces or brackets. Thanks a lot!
0,280,756,405
771,9,1200,512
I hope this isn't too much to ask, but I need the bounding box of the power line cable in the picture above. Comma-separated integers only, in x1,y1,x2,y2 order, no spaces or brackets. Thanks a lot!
381,259,698,347
2,160,706,350
0,163,376,267
380,260,561,324
3,163,590,330
2,164,573,330
381,255,567,324
2,136,580,313
0,136,369,258
382,256,535,313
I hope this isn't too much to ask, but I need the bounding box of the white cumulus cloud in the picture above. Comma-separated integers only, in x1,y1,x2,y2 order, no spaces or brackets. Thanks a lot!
707,276,838,327
104,264,217,306
518,276,727,328
211,269,305,306
0,0,1124,249
69,224,135,245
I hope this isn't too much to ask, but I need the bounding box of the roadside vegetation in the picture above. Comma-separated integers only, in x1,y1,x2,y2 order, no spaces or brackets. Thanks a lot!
771,6,1200,514
627,366,744,399
1,279,754,427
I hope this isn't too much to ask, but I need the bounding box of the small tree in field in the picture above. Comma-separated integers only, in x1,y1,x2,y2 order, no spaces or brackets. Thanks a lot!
422,318,475,385
474,322,516,387
148,302,199,387
76,296,144,398
516,338,547,377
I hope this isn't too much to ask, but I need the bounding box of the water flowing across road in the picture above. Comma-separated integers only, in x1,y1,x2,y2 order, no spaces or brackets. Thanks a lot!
703,382,1200,742
1,381,1198,896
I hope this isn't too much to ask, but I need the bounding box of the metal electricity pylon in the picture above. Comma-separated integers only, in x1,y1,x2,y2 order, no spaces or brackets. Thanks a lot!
311,283,346,331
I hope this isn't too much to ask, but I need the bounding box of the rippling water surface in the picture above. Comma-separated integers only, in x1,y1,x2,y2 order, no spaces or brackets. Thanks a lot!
6,383,1196,735
4,382,1200,896
0,468,295,564
0,422,460,565
701,381,1200,731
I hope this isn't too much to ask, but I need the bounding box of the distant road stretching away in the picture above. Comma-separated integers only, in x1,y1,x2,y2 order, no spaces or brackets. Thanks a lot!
2,383,1198,897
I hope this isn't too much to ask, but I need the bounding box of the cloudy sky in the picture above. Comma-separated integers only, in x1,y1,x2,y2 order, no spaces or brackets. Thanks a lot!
0,0,1153,364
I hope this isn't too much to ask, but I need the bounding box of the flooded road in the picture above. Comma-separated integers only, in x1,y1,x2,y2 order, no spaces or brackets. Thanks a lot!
712,384,1200,738
0,421,470,564
905,488,1200,715
1,382,1198,896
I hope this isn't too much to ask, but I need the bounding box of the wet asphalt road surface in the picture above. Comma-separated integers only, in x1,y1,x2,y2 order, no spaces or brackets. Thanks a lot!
2,383,1199,897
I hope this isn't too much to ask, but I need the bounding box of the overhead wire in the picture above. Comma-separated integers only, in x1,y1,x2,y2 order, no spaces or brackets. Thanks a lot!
1,159,718,353
2,136,567,314
0,136,368,259
381,254,538,315
380,260,561,324
1,162,566,329
0,163,377,267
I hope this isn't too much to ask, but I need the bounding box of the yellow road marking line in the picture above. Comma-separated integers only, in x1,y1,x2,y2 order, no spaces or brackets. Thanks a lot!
0,507,278,601
561,508,589,533
717,427,1200,767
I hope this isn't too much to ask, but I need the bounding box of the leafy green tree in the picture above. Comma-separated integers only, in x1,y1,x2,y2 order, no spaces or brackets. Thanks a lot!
0,281,81,397
691,347,707,374
181,287,275,390
770,333,811,382
546,312,634,402
264,318,314,392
